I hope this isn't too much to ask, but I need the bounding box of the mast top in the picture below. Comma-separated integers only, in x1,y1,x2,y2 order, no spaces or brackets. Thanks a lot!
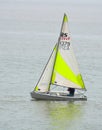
63,13,68,22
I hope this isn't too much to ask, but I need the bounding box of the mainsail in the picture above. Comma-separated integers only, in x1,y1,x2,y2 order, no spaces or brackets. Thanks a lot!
34,13,86,92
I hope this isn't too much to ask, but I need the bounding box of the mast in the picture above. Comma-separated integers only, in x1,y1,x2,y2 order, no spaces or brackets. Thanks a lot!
48,13,67,91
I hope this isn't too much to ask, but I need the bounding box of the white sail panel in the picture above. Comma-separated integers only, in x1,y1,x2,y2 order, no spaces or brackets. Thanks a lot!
59,44,80,75
35,46,56,92
59,14,80,75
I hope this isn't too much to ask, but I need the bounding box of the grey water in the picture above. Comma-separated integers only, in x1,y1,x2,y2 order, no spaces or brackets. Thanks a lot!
0,0,102,130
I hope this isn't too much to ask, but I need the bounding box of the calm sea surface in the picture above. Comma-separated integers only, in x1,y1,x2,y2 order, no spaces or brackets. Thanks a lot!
0,0,102,130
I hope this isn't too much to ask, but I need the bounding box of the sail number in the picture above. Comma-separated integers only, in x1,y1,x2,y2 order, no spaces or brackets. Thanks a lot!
60,32,70,50
60,41,70,50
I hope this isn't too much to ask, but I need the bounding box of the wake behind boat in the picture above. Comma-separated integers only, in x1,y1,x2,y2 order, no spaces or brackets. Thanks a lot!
30,13,87,101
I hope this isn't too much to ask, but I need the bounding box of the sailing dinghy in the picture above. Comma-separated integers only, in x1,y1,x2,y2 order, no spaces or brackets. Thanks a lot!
31,13,87,101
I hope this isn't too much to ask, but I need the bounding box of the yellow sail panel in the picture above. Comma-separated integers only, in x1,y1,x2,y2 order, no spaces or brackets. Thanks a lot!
63,13,68,22
51,50,85,89
77,74,85,89
34,86,38,91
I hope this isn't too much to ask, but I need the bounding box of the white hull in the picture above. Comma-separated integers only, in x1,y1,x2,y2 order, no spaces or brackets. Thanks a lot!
30,91,87,101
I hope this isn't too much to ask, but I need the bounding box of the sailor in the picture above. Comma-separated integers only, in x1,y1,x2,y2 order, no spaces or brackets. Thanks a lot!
67,88,75,96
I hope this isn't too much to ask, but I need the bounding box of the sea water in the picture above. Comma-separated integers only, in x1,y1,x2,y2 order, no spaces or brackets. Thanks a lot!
0,0,102,130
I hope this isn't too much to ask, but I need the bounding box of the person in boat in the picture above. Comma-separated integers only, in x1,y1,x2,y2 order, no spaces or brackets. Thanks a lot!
67,88,75,96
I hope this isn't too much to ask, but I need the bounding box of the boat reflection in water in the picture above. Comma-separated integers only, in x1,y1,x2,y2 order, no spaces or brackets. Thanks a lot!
45,101,86,130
